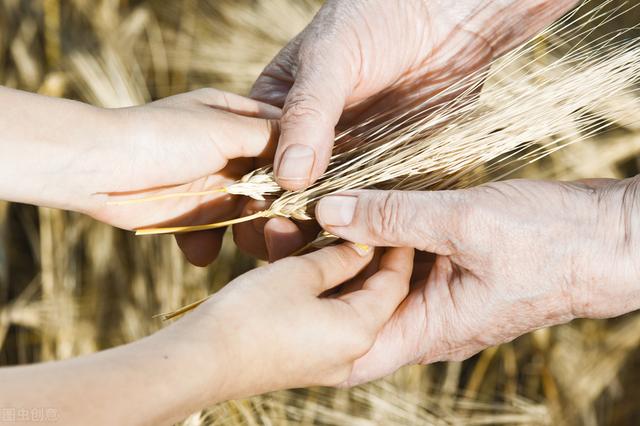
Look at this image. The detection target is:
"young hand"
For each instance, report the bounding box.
[0,244,413,425]
[187,243,413,398]
[0,87,280,266]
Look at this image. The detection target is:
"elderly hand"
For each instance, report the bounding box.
[315,177,640,385]
[237,0,578,261]
[251,0,579,190]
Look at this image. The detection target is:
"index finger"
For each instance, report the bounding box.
[340,247,414,329]
[212,111,281,162]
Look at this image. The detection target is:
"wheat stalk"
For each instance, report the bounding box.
[126,2,640,321]
[134,14,640,236]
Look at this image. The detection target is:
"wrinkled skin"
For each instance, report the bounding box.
[314,178,640,385]
[229,0,578,262]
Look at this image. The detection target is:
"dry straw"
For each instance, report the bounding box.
[4,0,640,424]
[130,1,640,239]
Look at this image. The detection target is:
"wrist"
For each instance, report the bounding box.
[0,87,126,214]
[138,308,238,418]
[569,177,640,319]
[54,106,124,214]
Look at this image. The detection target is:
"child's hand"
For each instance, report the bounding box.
[88,89,281,265]
[1,86,280,266]
[0,244,413,425]
[177,243,413,400]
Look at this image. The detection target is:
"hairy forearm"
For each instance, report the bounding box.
[0,87,119,213]
[0,314,230,426]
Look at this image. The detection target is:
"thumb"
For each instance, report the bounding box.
[315,190,468,255]
[274,48,353,191]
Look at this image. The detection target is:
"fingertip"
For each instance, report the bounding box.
[264,218,306,262]
[382,247,415,275]
[274,143,316,190]
[328,242,375,271]
[175,230,224,267]
[301,242,374,294]
[273,124,334,191]
[316,195,358,228]
[232,199,270,261]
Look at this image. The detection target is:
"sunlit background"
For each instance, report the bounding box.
[1,1,640,424]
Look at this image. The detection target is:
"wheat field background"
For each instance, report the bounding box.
[1,1,640,425]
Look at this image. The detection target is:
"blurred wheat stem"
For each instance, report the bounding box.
[154,296,210,320]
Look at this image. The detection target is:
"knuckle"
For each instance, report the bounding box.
[369,191,410,240]
[298,257,327,284]
[436,190,473,254]
[282,93,327,125]
[193,87,217,100]
[444,189,473,227]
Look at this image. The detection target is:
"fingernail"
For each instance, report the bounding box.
[347,242,371,257]
[317,195,357,227]
[277,144,315,182]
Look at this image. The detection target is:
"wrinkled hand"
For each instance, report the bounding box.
[238,0,578,261]
[86,89,280,266]
[184,243,413,398]
[315,177,640,385]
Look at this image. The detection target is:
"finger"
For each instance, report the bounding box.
[232,199,272,260]
[575,178,618,189]
[264,218,306,262]
[273,46,353,190]
[265,218,321,262]
[250,74,292,109]
[315,190,468,255]
[292,243,374,295]
[333,248,384,297]
[345,291,423,387]
[340,248,414,329]
[250,34,301,107]
[183,88,282,161]
[175,229,225,267]
[192,87,283,119]
[213,112,281,162]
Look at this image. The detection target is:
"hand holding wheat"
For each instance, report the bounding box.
[229,0,579,262]
[92,89,280,266]
[315,177,640,385]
